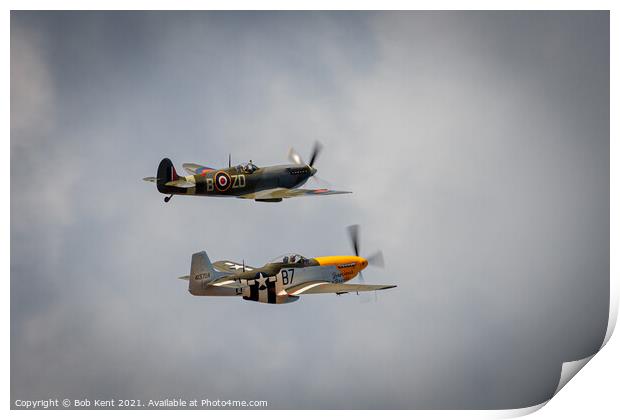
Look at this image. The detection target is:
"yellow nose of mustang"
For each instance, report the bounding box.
[314,256,368,281]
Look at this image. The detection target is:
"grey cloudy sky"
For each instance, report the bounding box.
[11,11,609,409]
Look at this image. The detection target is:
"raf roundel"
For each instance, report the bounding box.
[214,171,232,192]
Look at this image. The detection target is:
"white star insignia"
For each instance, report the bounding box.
[257,273,267,288]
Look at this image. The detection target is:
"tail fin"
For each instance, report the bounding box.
[189,251,220,292]
[156,158,180,193]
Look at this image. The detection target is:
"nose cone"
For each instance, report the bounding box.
[313,256,369,281]
[310,167,317,176]
[352,256,368,270]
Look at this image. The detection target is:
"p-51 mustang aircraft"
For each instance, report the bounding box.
[143,143,350,203]
[179,225,395,304]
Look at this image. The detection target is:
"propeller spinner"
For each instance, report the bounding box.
[288,141,322,171]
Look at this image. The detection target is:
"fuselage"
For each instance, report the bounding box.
[159,163,316,198]
[190,255,368,304]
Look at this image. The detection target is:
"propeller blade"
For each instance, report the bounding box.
[308,141,322,167]
[347,225,360,257]
[288,147,304,165]
[307,173,331,187]
[366,251,385,268]
[358,271,373,303]
[346,225,384,304]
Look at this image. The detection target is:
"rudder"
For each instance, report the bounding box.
[189,251,219,292]
[156,158,180,193]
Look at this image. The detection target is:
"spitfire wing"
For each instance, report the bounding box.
[182,163,216,175]
[284,188,352,197]
[238,188,351,200]
[212,260,256,273]
[286,281,396,296]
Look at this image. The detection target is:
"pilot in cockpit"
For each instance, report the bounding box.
[243,160,258,174]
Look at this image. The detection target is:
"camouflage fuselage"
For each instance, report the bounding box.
[158,160,315,201]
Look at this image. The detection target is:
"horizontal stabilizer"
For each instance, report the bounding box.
[209,279,247,289]
[178,275,190,280]
[165,179,196,188]
[143,177,159,183]
[213,260,256,273]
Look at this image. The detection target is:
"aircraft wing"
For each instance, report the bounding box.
[182,163,216,175]
[238,188,351,200]
[213,260,256,273]
[285,281,396,296]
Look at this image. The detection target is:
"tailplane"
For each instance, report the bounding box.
[156,158,180,193]
[189,251,223,292]
[142,158,181,194]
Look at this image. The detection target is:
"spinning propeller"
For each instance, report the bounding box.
[347,224,385,285]
[288,141,323,174]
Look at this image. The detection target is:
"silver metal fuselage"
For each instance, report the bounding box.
[190,264,343,304]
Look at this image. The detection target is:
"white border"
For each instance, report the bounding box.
[4,1,616,419]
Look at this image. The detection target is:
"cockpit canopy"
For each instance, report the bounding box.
[270,253,309,265]
[236,161,259,174]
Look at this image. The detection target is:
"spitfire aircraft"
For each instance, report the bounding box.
[143,143,350,203]
[179,225,395,304]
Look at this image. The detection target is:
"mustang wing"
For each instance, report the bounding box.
[238,188,351,200]
[286,281,396,296]
[182,163,216,175]
[212,260,256,273]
